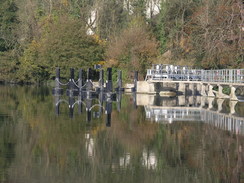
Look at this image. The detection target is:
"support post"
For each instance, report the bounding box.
[230,85,238,100]
[189,83,194,95]
[207,97,214,109]
[178,95,186,106]
[200,96,206,108]
[67,68,75,97]
[229,101,238,114]
[216,84,229,98]
[178,83,186,94]
[207,84,215,97]
[217,99,224,112]
[201,84,207,96]
[196,83,201,95]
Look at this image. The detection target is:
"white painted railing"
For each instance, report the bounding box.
[146,68,244,83]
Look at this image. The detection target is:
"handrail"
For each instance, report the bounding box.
[145,68,244,83]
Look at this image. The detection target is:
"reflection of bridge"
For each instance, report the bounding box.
[138,95,244,135]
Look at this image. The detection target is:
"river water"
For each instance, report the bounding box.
[0,86,243,183]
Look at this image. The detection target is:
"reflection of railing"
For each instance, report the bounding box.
[144,106,244,135]
[201,110,244,135]
[145,107,201,123]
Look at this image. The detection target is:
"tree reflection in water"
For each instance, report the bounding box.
[0,86,243,183]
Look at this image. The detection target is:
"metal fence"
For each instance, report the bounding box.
[201,69,244,83]
[146,68,244,83]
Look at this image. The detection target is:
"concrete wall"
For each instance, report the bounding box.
[137,81,156,94]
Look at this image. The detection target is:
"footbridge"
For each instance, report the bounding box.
[138,66,244,100]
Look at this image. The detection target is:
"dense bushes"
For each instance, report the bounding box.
[0,0,243,83]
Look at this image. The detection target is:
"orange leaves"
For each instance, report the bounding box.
[106,26,158,77]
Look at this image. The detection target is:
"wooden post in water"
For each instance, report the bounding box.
[52,67,63,95]
[115,70,124,92]
[78,69,83,89]
[118,70,122,89]
[68,68,75,97]
[106,68,113,92]
[55,68,60,89]
[86,68,93,99]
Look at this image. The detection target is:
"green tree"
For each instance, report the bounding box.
[0,0,19,51]
[18,15,105,83]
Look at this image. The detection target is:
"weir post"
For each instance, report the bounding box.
[106,68,113,92]
[55,68,60,89]
[86,68,93,91]
[52,67,63,95]
[78,69,83,89]
[115,70,125,92]
[67,68,75,97]
[99,69,104,91]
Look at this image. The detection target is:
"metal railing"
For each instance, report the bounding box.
[145,68,244,84]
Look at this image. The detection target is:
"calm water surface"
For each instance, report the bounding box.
[0,86,243,183]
